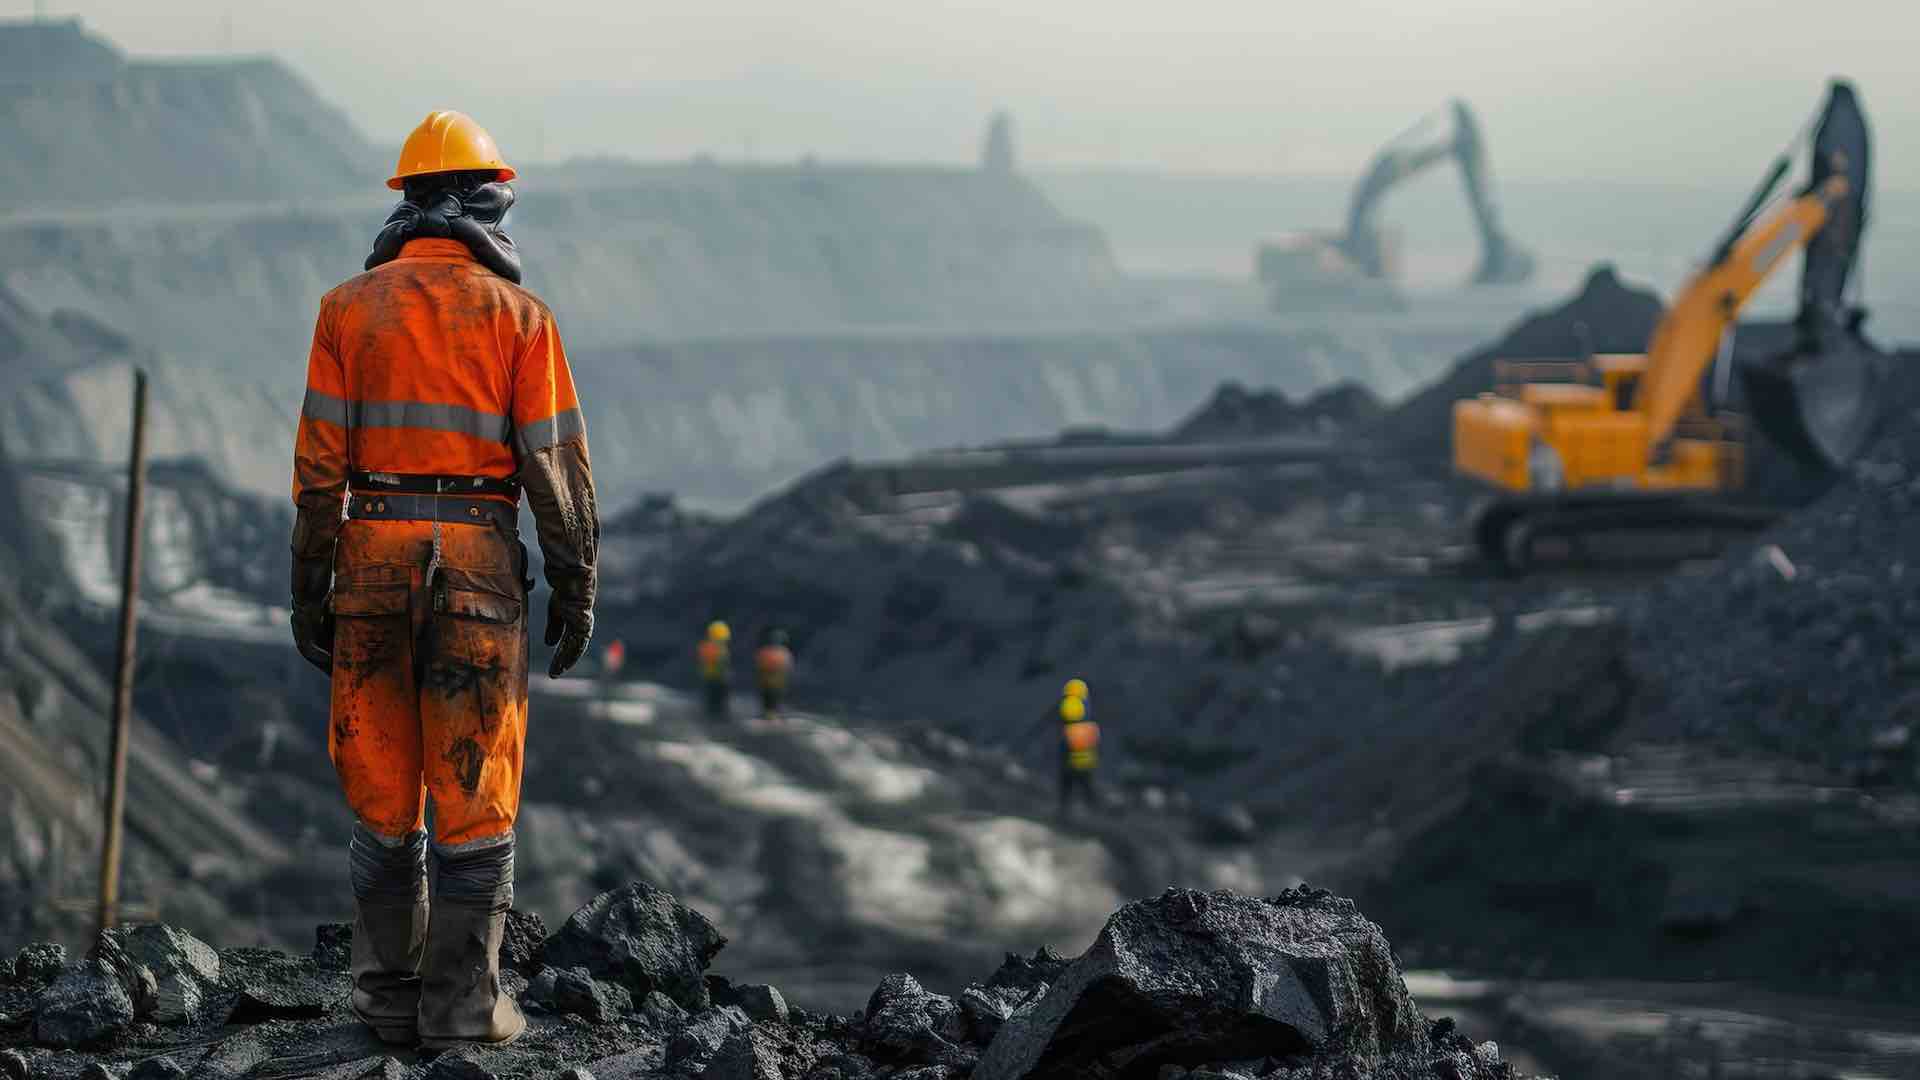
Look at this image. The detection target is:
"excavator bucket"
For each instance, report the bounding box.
[1742,80,1881,473]
[1742,334,1884,470]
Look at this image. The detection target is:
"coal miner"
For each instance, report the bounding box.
[288,111,599,1048]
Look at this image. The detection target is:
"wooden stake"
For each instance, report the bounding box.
[98,369,148,937]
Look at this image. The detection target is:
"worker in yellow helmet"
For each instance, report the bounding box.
[697,620,732,718]
[1057,678,1099,817]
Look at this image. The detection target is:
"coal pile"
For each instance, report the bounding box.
[1172,381,1383,442]
[1626,349,1920,771]
[0,883,1524,1080]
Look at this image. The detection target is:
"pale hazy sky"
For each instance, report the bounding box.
[32,0,1920,188]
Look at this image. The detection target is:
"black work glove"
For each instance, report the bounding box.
[290,554,334,674]
[544,571,594,679]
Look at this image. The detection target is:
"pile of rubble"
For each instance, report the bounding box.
[1626,349,1920,774]
[0,884,1524,1080]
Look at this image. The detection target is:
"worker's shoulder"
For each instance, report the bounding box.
[468,268,557,323]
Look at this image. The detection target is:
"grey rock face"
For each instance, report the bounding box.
[705,1029,789,1080]
[226,955,338,1022]
[551,966,629,1023]
[972,887,1424,1080]
[664,1005,753,1071]
[543,882,727,1011]
[107,925,220,1024]
[33,958,136,1048]
[639,989,687,1027]
[860,973,974,1069]
[733,982,789,1025]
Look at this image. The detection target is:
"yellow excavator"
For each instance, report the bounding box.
[1454,80,1886,573]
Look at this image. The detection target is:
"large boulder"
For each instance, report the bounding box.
[860,973,974,1069]
[543,883,726,1011]
[107,925,220,1024]
[32,958,135,1048]
[972,887,1425,1080]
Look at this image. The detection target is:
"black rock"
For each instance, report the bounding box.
[640,990,687,1027]
[425,1049,500,1080]
[972,888,1424,1080]
[706,1029,793,1080]
[313,923,352,972]
[33,958,135,1048]
[226,956,338,1022]
[557,1070,596,1080]
[12,943,66,985]
[108,925,220,1024]
[957,983,1029,1044]
[806,1051,876,1080]
[861,973,972,1067]
[78,1063,120,1080]
[129,1057,188,1080]
[551,966,625,1023]
[501,909,547,975]
[543,883,727,1011]
[91,933,159,1020]
[0,1049,29,1080]
[734,982,789,1025]
[0,956,11,984]
[665,1006,752,1070]
[984,946,1067,994]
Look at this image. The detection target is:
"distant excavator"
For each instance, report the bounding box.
[1258,99,1535,308]
[1453,80,1885,574]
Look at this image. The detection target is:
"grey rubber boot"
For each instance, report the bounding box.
[350,898,428,1044]
[347,825,428,1045]
[417,900,525,1048]
[418,835,524,1048]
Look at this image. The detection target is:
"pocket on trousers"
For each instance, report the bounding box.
[330,580,410,665]
[430,573,526,678]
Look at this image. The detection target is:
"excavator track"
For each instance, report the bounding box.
[1472,493,1781,576]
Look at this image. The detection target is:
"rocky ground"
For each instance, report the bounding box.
[0,885,1523,1080]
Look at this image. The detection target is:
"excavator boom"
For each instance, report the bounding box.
[1633,177,1846,450]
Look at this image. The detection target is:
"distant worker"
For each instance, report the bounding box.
[1058,678,1099,817]
[755,628,795,719]
[698,621,732,718]
[288,111,597,1049]
[600,638,626,708]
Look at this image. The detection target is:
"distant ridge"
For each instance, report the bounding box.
[0,17,376,206]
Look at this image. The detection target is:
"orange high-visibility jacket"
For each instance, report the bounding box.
[292,237,584,514]
[1063,719,1100,772]
[697,639,729,681]
[755,645,793,690]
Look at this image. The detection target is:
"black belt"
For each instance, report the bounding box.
[348,492,517,531]
[351,470,520,498]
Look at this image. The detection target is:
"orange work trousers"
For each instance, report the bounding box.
[328,518,529,847]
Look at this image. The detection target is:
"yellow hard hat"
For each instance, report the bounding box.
[1060,696,1087,722]
[707,621,731,642]
[1063,678,1089,700]
[388,110,516,190]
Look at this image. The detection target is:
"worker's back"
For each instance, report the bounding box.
[308,237,576,490]
[755,644,793,689]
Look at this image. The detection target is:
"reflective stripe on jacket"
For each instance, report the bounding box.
[292,237,585,518]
